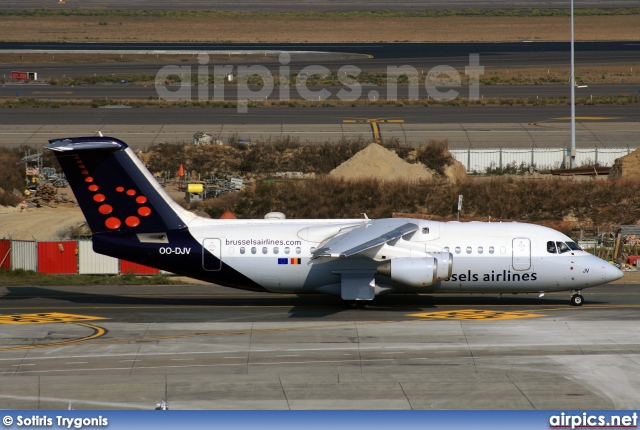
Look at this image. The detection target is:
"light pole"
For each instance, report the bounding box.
[570,0,576,168]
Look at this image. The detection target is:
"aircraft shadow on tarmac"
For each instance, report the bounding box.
[0,286,600,319]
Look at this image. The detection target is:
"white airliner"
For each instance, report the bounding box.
[47,136,623,307]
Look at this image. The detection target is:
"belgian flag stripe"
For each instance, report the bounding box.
[290,258,301,265]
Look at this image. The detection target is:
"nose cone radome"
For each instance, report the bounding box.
[605,263,624,283]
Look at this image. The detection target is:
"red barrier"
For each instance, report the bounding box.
[37,241,78,274]
[120,260,159,275]
[0,240,10,270]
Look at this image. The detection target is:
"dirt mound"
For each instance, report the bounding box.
[329,143,434,181]
[0,205,86,241]
[329,143,465,182]
[609,149,640,181]
[443,159,468,184]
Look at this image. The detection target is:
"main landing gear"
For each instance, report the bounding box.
[570,290,584,306]
[343,300,368,309]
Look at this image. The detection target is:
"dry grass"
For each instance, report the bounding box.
[194,176,640,232]
[142,139,640,230]
[2,15,639,43]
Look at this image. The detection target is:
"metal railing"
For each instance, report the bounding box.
[450,147,634,173]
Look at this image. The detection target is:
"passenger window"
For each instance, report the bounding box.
[251,247,256,254]
[556,241,571,253]
[284,247,290,254]
[262,247,268,254]
[478,246,483,254]
[422,227,429,234]
[466,246,472,254]
[296,247,301,254]
[274,247,279,254]
[444,246,450,253]
[455,246,461,254]
[240,247,245,255]
[547,241,557,254]
[310,247,316,253]
[489,246,495,254]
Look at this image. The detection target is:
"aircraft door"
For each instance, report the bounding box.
[512,238,531,271]
[203,238,221,271]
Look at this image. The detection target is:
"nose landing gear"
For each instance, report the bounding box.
[570,290,584,306]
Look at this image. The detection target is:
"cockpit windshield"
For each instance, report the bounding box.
[547,240,582,254]
[566,241,582,251]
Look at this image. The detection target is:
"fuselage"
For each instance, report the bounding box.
[97,216,621,296]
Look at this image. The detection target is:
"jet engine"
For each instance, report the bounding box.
[376,252,452,287]
[431,251,453,280]
[376,257,438,287]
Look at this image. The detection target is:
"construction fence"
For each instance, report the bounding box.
[0,239,159,275]
[449,147,633,173]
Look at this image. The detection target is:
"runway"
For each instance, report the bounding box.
[0,106,638,150]
[1,282,639,409]
[3,41,639,67]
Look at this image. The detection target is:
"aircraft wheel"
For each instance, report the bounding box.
[570,294,584,307]
[343,300,368,309]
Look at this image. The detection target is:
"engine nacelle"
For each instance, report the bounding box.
[430,252,453,280]
[377,257,437,287]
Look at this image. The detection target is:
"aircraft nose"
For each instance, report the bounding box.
[604,263,624,283]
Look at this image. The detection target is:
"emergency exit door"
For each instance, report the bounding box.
[203,238,221,271]
[512,238,531,271]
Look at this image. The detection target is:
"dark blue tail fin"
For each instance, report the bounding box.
[48,136,188,235]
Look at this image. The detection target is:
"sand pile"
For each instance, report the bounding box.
[329,143,466,182]
[609,149,640,181]
[0,205,86,241]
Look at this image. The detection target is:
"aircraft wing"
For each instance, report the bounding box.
[312,220,419,259]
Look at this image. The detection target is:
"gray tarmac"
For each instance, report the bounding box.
[0,106,638,149]
[1,282,640,409]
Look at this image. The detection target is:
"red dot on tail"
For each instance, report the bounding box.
[78,165,85,169]
[98,204,113,215]
[136,196,147,204]
[93,194,106,203]
[116,186,124,192]
[125,216,140,227]
[105,217,121,230]
[81,170,89,175]
[126,189,136,196]
[85,177,94,183]
[88,185,99,192]
[138,206,152,217]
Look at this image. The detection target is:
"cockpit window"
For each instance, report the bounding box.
[566,241,582,251]
[547,241,557,254]
[556,241,571,253]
